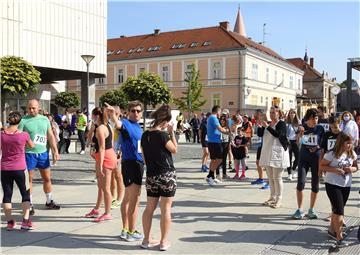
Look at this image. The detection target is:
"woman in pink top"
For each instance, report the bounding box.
[1,111,34,231]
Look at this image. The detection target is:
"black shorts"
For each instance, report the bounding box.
[208,142,223,159]
[325,182,350,216]
[256,146,262,160]
[121,160,144,187]
[146,171,177,197]
[201,140,208,148]
[1,170,30,203]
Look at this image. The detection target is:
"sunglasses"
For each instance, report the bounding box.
[131,109,141,113]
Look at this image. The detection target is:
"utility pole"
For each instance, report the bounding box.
[262,23,270,45]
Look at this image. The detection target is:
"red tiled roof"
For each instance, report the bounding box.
[286,58,323,80]
[107,24,288,64]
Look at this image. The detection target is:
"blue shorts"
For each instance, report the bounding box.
[26,152,50,171]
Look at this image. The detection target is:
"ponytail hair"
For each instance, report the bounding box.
[92,107,108,125]
[151,105,172,128]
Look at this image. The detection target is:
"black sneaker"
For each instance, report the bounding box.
[336,239,349,248]
[45,200,61,210]
[30,205,35,215]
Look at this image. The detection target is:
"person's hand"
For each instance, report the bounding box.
[261,120,268,127]
[53,151,60,165]
[298,126,305,134]
[318,169,323,177]
[167,123,174,134]
[97,166,105,177]
[336,168,345,176]
[343,166,352,174]
[104,102,115,115]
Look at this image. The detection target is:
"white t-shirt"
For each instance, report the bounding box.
[324,150,357,187]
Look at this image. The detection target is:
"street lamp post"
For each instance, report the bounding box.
[185,71,192,120]
[81,54,95,116]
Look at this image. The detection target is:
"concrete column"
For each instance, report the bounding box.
[346,62,352,111]
[80,74,95,115]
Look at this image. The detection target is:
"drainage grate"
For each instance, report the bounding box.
[260,213,360,255]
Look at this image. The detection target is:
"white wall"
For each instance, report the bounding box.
[0,0,107,75]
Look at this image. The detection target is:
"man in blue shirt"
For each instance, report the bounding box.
[206,105,230,186]
[107,101,144,242]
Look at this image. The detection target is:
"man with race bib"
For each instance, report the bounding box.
[292,108,325,219]
[18,99,60,215]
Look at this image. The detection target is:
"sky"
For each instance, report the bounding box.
[107,0,360,82]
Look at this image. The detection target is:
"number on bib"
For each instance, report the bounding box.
[327,139,336,150]
[320,123,329,132]
[34,134,47,146]
[137,140,142,154]
[302,134,318,146]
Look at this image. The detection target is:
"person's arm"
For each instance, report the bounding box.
[216,125,229,134]
[165,124,177,154]
[104,102,123,130]
[25,133,35,149]
[86,122,96,145]
[266,121,287,138]
[96,125,107,176]
[319,158,345,176]
[47,127,60,165]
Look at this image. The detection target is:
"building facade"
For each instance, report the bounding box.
[1,0,107,114]
[288,55,337,114]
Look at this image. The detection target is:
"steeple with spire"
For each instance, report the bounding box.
[234,5,246,37]
[304,47,309,63]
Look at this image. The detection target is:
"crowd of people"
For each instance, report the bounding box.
[1,98,360,249]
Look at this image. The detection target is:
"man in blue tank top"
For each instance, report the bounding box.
[106,101,144,242]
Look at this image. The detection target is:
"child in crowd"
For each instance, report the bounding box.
[231,127,249,180]
[58,120,72,154]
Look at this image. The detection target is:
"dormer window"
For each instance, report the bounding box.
[190,42,198,47]
[203,41,212,46]
[171,43,186,49]
[128,48,135,54]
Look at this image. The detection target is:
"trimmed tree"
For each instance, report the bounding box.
[173,64,206,119]
[54,91,80,109]
[1,56,41,123]
[121,72,172,129]
[99,88,128,109]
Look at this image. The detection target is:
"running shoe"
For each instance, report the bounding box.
[21,219,34,230]
[232,174,240,180]
[307,208,319,219]
[228,162,232,169]
[205,165,209,170]
[6,220,15,231]
[287,174,293,181]
[79,150,85,155]
[292,209,305,219]
[206,177,216,187]
[141,240,160,249]
[120,228,128,239]
[200,165,207,172]
[30,205,35,215]
[93,213,112,223]
[223,174,231,179]
[251,178,264,185]
[245,166,249,170]
[239,174,246,180]
[292,172,298,179]
[336,239,349,248]
[214,178,222,183]
[45,200,61,210]
[125,230,144,242]
[261,183,269,190]
[262,199,276,206]
[327,230,347,240]
[85,208,100,218]
[111,200,121,209]
[160,242,171,251]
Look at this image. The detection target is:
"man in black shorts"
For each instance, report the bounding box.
[205,105,229,187]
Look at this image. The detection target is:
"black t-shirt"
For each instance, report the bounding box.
[318,118,329,132]
[232,135,248,159]
[200,120,207,141]
[141,130,175,176]
[300,124,325,149]
[320,131,339,152]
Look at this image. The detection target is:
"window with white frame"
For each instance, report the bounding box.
[298,79,301,90]
[289,100,294,109]
[260,96,263,104]
[265,97,269,107]
[97,78,105,84]
[282,73,285,86]
[266,68,270,83]
[212,61,222,80]
[139,67,146,73]
[162,65,169,82]
[185,64,193,80]
[252,63,258,80]
[212,93,221,107]
[274,70,277,84]
[118,69,124,83]
[289,76,294,89]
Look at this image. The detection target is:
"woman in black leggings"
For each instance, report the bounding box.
[1,112,34,230]
[285,109,300,181]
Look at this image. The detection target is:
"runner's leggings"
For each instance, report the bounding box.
[296,148,320,193]
[1,170,30,203]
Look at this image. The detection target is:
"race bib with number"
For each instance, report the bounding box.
[327,139,336,150]
[302,134,318,146]
[137,140,142,154]
[319,123,329,132]
[34,134,47,146]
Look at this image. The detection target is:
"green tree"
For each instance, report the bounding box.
[121,72,172,129]
[173,64,206,119]
[1,56,41,123]
[54,91,80,109]
[338,80,346,89]
[99,88,128,109]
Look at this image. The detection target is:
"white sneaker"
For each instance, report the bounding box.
[287,174,293,181]
[292,172,298,178]
[206,177,216,187]
[214,178,222,183]
[79,150,85,155]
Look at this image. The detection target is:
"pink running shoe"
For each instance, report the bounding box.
[85,209,100,218]
[239,174,246,180]
[232,175,239,180]
[21,219,34,230]
[93,213,112,223]
[7,220,15,231]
